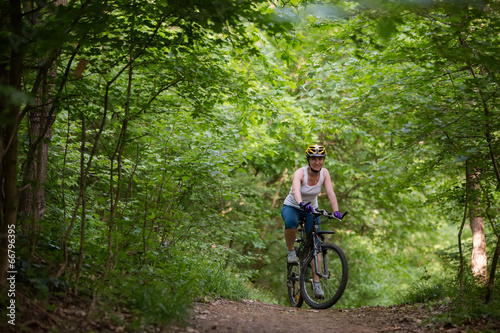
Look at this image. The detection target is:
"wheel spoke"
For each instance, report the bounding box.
[300,243,348,309]
[287,261,303,307]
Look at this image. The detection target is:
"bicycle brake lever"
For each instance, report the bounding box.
[312,209,325,216]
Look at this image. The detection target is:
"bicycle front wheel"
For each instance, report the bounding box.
[287,262,303,307]
[300,243,348,309]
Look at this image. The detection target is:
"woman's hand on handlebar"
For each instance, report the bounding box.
[332,211,348,220]
[299,202,314,213]
[314,209,348,220]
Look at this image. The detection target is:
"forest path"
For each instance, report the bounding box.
[170,298,462,333]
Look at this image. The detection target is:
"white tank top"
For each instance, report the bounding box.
[283,166,324,209]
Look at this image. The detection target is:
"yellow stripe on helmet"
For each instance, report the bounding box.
[305,144,326,157]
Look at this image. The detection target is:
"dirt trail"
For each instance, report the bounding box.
[171,299,462,333]
[8,293,497,332]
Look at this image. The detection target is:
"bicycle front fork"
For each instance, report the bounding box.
[312,237,329,279]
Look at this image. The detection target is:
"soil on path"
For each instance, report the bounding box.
[171,299,465,333]
[6,294,498,332]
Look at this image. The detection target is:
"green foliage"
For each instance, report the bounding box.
[117,280,192,326]
[15,258,70,301]
[4,0,500,328]
[397,271,500,328]
[97,249,250,327]
[248,0,500,311]
[396,267,453,305]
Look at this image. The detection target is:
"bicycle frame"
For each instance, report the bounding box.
[288,207,348,309]
[298,211,337,279]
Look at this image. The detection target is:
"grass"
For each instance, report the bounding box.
[397,273,500,331]
[4,243,276,332]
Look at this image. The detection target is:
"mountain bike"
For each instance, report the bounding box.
[286,208,348,309]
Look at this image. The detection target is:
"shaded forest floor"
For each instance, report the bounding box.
[4,294,500,333]
[171,299,499,333]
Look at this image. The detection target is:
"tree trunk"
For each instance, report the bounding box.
[18,0,67,255]
[19,76,54,255]
[486,236,500,303]
[458,162,469,292]
[74,114,86,293]
[0,0,22,284]
[466,166,488,282]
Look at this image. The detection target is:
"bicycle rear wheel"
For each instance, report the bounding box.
[300,243,348,309]
[287,262,303,307]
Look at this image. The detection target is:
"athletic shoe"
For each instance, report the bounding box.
[313,281,324,299]
[287,250,298,265]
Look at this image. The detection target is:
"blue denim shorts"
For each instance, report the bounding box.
[281,205,320,235]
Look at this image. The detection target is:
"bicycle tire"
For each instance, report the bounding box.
[287,261,303,307]
[300,243,348,309]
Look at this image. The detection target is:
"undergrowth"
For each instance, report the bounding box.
[5,240,274,332]
[97,254,254,327]
[397,271,500,330]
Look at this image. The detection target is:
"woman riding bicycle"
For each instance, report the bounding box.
[281,144,344,298]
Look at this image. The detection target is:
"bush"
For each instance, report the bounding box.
[397,271,500,329]
[96,249,254,328]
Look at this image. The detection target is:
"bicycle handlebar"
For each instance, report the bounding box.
[313,209,348,220]
[299,202,347,220]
